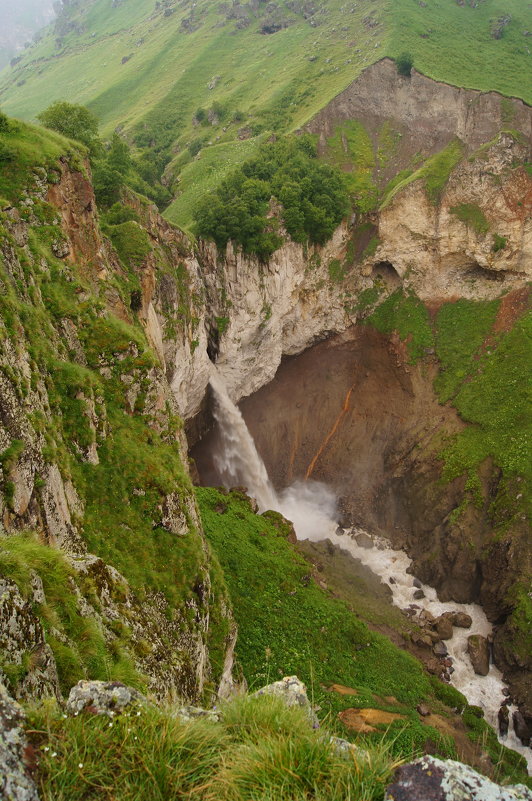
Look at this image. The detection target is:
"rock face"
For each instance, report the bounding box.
[384,755,532,801]
[0,154,234,703]
[0,681,39,801]
[305,58,531,182]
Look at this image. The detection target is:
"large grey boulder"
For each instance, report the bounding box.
[253,676,319,728]
[66,680,148,717]
[384,755,532,801]
[0,681,39,801]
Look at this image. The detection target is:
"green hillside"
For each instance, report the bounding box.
[0,0,529,231]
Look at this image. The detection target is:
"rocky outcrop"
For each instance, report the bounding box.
[0,155,234,704]
[384,755,532,801]
[0,681,39,801]
[66,679,148,717]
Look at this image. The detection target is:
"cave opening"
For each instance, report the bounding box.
[372,260,401,288]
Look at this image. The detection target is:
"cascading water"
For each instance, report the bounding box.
[210,371,338,539]
[208,370,531,773]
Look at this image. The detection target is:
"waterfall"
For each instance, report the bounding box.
[207,370,531,773]
[209,371,338,539]
[209,371,278,512]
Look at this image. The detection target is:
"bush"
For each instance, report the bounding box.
[0,109,10,133]
[396,53,413,77]
[37,101,101,155]
[194,136,348,257]
[0,141,16,163]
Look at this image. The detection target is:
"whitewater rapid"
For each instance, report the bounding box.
[208,370,531,773]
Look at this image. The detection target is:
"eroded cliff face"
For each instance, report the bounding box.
[0,67,530,717]
[162,133,530,425]
[0,153,235,704]
[304,58,531,185]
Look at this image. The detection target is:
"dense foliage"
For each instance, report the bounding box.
[395,53,413,77]
[37,102,170,209]
[37,101,102,156]
[194,137,349,258]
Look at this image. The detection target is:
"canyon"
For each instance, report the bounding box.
[0,57,531,789]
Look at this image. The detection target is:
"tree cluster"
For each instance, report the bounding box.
[194,136,348,259]
[37,101,170,209]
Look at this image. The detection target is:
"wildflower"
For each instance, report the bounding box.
[109,722,113,728]
[43,747,49,752]
[78,763,83,769]
[51,752,57,758]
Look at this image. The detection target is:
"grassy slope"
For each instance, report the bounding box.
[0,0,530,229]
[197,487,529,783]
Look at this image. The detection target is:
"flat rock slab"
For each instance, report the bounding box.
[384,755,532,801]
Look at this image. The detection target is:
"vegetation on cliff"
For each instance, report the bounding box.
[194,137,348,257]
[0,116,230,700]
[28,693,400,801]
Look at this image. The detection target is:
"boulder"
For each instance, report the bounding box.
[467,635,490,676]
[452,612,473,628]
[433,641,448,657]
[253,676,319,728]
[434,614,454,640]
[498,704,509,737]
[512,710,531,746]
[413,589,425,600]
[355,531,374,549]
[385,756,532,800]
[66,680,148,717]
[0,681,40,801]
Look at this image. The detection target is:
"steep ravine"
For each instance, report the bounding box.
[0,66,530,744]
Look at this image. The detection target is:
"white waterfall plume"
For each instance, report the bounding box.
[209,370,338,540]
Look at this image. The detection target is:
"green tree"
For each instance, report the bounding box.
[194,136,348,258]
[107,133,132,175]
[396,53,414,77]
[0,109,10,133]
[37,101,101,155]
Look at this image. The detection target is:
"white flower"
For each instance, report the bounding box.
[108,723,113,728]
[78,763,83,769]
[43,747,49,752]
[51,752,57,758]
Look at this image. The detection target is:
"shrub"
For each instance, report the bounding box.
[396,53,413,77]
[492,233,507,252]
[0,109,10,133]
[37,101,101,155]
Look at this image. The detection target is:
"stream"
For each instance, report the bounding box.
[208,370,532,773]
